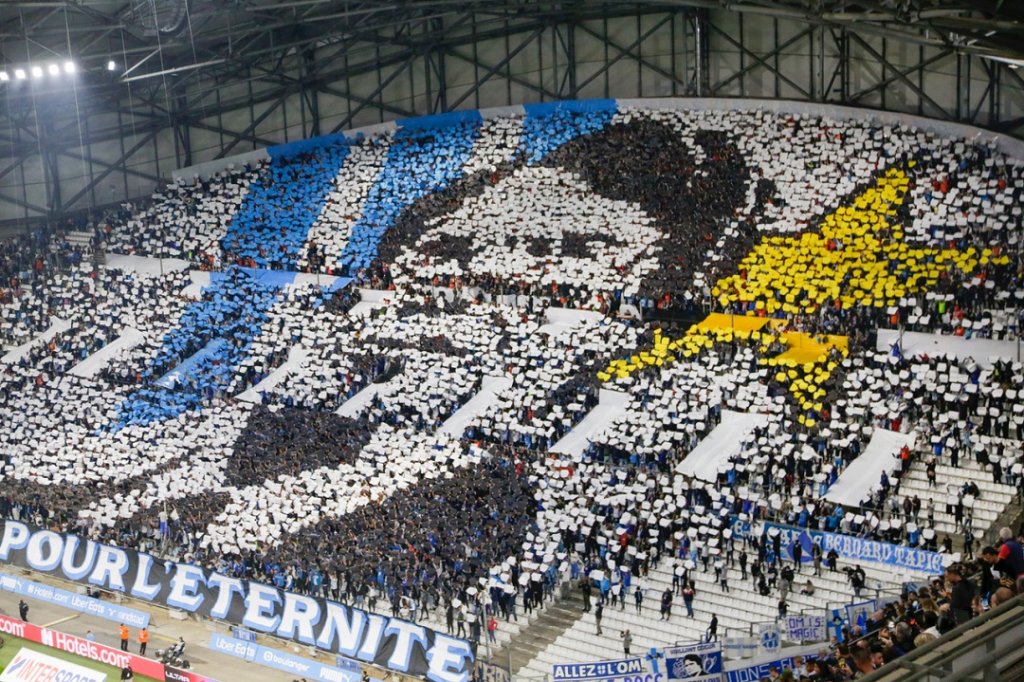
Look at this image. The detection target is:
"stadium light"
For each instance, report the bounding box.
[108,60,117,71]
[0,60,78,85]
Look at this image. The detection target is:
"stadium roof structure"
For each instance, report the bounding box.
[0,0,1022,225]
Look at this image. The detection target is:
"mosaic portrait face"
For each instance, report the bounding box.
[379,117,758,306]
[404,164,664,296]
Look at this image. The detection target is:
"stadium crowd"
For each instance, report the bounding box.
[0,107,1022,671]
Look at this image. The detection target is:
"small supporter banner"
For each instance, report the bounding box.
[755,623,781,654]
[0,646,106,682]
[845,600,877,631]
[783,614,827,642]
[664,642,724,681]
[552,658,645,681]
[721,637,758,660]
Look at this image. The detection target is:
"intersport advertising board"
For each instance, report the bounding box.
[0,647,106,682]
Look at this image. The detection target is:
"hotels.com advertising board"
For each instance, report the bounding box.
[0,614,216,682]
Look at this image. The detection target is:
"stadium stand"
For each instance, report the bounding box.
[1,104,1023,680]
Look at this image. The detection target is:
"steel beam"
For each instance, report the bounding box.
[848,32,956,120]
[846,46,956,105]
[707,19,811,98]
[446,27,545,111]
[711,25,815,94]
[575,14,685,95]
[328,50,424,134]
[61,128,161,210]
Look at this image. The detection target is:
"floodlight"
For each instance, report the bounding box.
[47,63,60,76]
[31,65,43,78]
[63,61,76,74]
[15,68,26,80]
[108,60,117,71]
[0,72,8,82]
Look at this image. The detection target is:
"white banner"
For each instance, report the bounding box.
[755,623,781,654]
[721,637,758,660]
[784,614,827,642]
[0,647,106,682]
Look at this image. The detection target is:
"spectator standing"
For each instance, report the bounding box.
[946,564,976,626]
[682,583,695,618]
[706,614,718,642]
[660,588,673,621]
[996,527,1024,578]
[487,616,497,645]
[620,629,632,656]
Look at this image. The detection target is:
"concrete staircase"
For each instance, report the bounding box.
[895,438,1021,541]
[65,231,94,249]
[65,230,106,265]
[514,551,923,679]
[492,589,588,676]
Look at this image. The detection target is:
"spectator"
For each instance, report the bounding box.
[706,614,718,643]
[660,588,673,621]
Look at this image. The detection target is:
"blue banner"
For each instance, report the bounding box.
[845,600,877,631]
[763,522,943,573]
[231,626,256,642]
[0,571,150,628]
[552,658,646,681]
[210,632,361,682]
[664,642,724,681]
[723,645,820,682]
